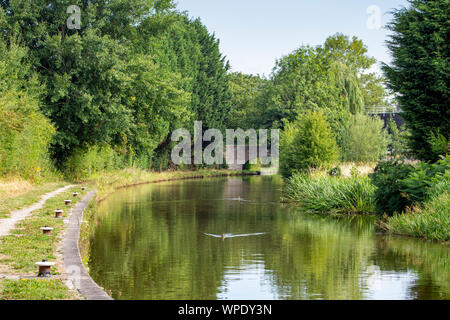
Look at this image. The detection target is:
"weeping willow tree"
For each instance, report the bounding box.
[256,34,384,132]
[329,62,364,115]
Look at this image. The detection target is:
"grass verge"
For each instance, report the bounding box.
[0,181,67,219]
[0,279,74,300]
[0,186,86,273]
[0,186,87,300]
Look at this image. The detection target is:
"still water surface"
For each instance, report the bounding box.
[89,176,449,300]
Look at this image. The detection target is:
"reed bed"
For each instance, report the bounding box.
[283,174,376,214]
[386,192,449,242]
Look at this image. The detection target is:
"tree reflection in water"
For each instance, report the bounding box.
[88,176,449,300]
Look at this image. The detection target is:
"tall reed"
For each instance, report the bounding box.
[283,174,376,214]
[386,192,449,242]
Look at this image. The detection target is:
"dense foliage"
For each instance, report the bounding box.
[383,0,449,161]
[141,14,232,131]
[0,1,231,176]
[401,156,450,204]
[0,0,430,183]
[0,39,55,179]
[227,72,267,129]
[387,117,410,157]
[341,114,389,162]
[370,156,450,216]
[258,35,391,176]
[370,160,415,216]
[386,191,449,242]
[280,110,339,177]
[257,34,388,132]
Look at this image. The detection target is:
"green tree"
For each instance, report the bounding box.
[382,0,449,161]
[341,114,389,162]
[140,14,232,131]
[132,13,233,169]
[0,37,54,178]
[387,117,410,158]
[280,110,339,177]
[361,74,392,110]
[258,34,388,149]
[227,72,267,129]
[260,45,352,129]
[1,0,191,169]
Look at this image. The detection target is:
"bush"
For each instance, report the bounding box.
[280,110,339,177]
[63,145,125,181]
[387,117,410,157]
[386,192,450,242]
[1,112,56,179]
[341,114,389,162]
[400,156,450,204]
[370,156,450,216]
[428,131,449,160]
[0,41,55,180]
[283,174,376,214]
[428,179,450,199]
[369,160,415,216]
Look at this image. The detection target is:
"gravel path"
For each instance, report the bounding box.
[0,185,75,237]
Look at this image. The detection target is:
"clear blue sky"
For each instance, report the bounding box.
[176,0,410,76]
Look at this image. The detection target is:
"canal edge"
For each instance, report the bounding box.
[62,190,113,300]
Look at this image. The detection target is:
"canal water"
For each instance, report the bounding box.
[88,176,449,300]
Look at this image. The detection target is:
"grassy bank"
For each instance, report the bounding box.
[0,185,86,300]
[283,163,449,243]
[283,174,376,214]
[0,179,67,218]
[384,192,449,242]
[0,279,76,300]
